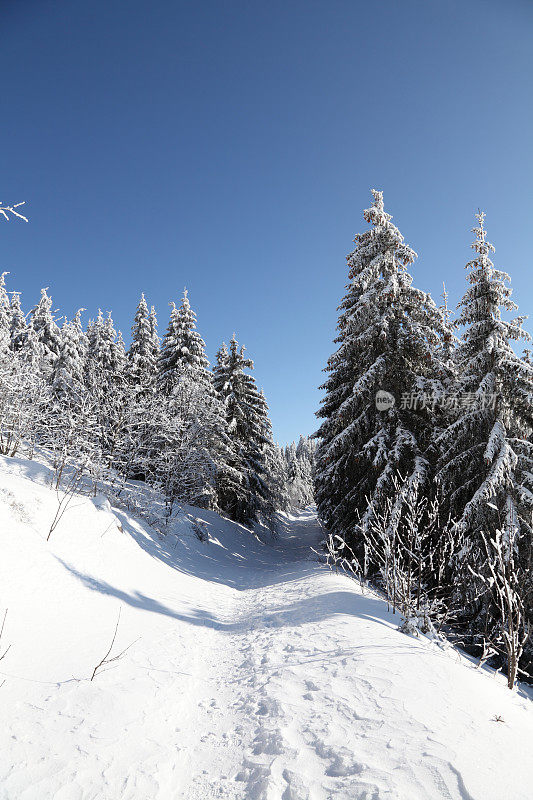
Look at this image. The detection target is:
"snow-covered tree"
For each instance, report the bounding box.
[149,294,238,510]
[314,189,447,565]
[149,304,160,363]
[437,213,532,539]
[435,213,533,656]
[51,310,87,402]
[284,435,317,508]
[128,293,157,390]
[0,273,10,351]
[158,290,211,394]
[0,349,50,458]
[215,335,275,525]
[9,291,26,352]
[84,311,127,464]
[27,287,61,368]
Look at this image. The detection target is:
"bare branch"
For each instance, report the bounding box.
[90,609,139,681]
[0,609,11,661]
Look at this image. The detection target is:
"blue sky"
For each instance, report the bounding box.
[1,0,532,443]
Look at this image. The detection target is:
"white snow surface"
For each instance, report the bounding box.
[0,455,531,800]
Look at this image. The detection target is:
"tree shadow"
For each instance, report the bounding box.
[55,554,399,637]
[109,505,324,591]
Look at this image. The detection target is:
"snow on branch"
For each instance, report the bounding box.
[0,201,28,223]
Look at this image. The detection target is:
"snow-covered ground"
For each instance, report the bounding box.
[0,455,531,800]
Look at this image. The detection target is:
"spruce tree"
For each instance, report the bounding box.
[314,190,446,564]
[149,304,160,365]
[215,335,274,524]
[435,214,533,652]
[85,311,126,463]
[51,309,87,401]
[0,272,10,351]
[158,290,211,394]
[437,212,532,537]
[28,287,61,367]
[128,293,157,389]
[9,292,27,352]
[150,294,237,510]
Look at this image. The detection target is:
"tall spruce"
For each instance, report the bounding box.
[51,309,87,401]
[152,293,238,510]
[0,272,10,350]
[314,189,446,564]
[158,290,211,394]
[437,212,532,537]
[27,287,61,368]
[9,292,26,352]
[215,335,274,525]
[128,293,157,389]
[435,214,533,652]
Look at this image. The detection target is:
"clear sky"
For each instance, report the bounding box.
[1,0,532,444]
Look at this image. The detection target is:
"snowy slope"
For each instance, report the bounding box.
[0,455,531,800]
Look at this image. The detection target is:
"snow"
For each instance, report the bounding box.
[0,455,531,799]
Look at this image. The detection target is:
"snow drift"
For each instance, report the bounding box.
[0,455,531,800]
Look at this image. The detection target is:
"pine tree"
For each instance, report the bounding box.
[314,189,446,564]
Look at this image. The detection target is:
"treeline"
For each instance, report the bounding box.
[314,190,533,688]
[0,278,308,528]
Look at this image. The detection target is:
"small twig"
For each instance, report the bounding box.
[90,609,139,681]
[0,609,11,661]
[0,201,28,222]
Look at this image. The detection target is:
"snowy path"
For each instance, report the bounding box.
[0,460,532,799]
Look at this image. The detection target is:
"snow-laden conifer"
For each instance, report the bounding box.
[27,287,61,367]
[215,335,275,525]
[435,214,533,656]
[128,294,157,389]
[314,190,446,564]
[0,273,10,351]
[9,292,27,352]
[437,212,532,538]
[51,309,87,402]
[158,290,211,394]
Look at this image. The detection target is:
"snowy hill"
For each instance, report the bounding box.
[0,455,531,800]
